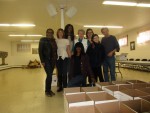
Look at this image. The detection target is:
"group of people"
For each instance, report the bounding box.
[38,24,120,97]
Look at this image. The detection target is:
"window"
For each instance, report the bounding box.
[137,30,150,44]
[17,43,31,52]
[118,36,128,47]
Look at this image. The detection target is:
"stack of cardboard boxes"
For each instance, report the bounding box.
[64,80,150,113]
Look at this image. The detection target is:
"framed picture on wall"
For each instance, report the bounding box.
[130,41,135,51]
[32,48,38,54]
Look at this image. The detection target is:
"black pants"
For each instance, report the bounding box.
[56,57,68,88]
[92,66,104,82]
[44,59,55,92]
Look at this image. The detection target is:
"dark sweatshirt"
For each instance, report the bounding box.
[101,35,120,56]
[86,43,105,68]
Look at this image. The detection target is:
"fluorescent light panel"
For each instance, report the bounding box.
[103,1,137,6]
[9,34,42,37]
[21,40,39,42]
[0,23,35,27]
[103,1,150,7]
[84,25,123,28]
[137,3,150,7]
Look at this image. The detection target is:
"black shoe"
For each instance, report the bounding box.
[50,90,55,96]
[57,88,63,92]
[45,92,53,97]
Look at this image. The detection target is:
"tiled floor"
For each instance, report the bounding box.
[0,68,149,113]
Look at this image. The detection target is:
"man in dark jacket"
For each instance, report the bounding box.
[101,28,120,82]
[38,28,57,97]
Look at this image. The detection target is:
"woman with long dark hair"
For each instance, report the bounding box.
[86,28,94,46]
[64,24,75,53]
[86,34,105,83]
[56,28,71,92]
[68,42,95,87]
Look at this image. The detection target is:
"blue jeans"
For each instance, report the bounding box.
[67,75,86,87]
[103,56,116,82]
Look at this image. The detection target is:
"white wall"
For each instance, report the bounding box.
[116,24,150,60]
[0,39,12,65]
[11,42,40,65]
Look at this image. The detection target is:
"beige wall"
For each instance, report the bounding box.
[11,42,40,65]
[116,24,150,60]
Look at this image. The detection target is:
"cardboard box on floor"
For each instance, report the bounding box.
[87,92,118,104]
[112,81,129,86]
[95,101,137,113]
[136,87,150,94]
[103,84,133,101]
[126,80,146,84]
[69,101,140,113]
[69,105,100,113]
[64,87,81,113]
[140,96,150,103]
[81,87,103,93]
[64,87,81,95]
[132,83,148,89]
[147,83,150,87]
[65,92,94,113]
[118,89,150,100]
[121,99,150,113]
[96,82,114,90]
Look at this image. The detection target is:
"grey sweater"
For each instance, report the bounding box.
[101,35,120,56]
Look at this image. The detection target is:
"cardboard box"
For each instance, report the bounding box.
[119,89,150,100]
[64,87,82,113]
[119,84,133,89]
[66,93,94,107]
[126,80,146,84]
[121,99,150,113]
[112,81,129,86]
[96,82,114,90]
[87,92,118,104]
[69,105,100,113]
[81,87,103,93]
[103,85,133,101]
[132,83,148,89]
[95,101,136,113]
[140,96,150,103]
[65,93,94,113]
[147,83,150,88]
[136,87,150,94]
[64,87,81,95]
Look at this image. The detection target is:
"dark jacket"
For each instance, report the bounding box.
[38,37,57,64]
[68,54,94,80]
[86,43,105,68]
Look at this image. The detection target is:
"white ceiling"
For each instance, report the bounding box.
[0,0,150,41]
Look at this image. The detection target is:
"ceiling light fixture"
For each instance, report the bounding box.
[103,1,137,6]
[9,34,42,37]
[103,1,150,7]
[0,23,35,27]
[137,3,150,7]
[21,40,33,42]
[21,40,40,43]
[84,25,123,29]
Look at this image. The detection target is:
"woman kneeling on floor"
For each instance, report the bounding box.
[68,42,95,87]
